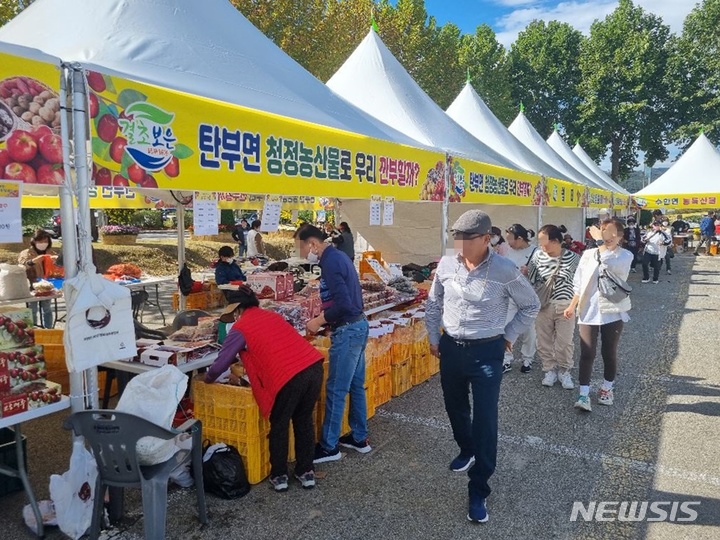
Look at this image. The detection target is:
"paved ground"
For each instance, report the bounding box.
[1,253,718,539]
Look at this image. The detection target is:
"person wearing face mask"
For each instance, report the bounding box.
[18,229,57,328]
[641,221,671,284]
[490,227,509,257]
[622,216,641,273]
[564,218,633,412]
[214,246,247,286]
[528,225,580,390]
[293,224,370,463]
[204,286,324,492]
[425,210,539,524]
[502,224,537,373]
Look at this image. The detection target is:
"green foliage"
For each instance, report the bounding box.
[578,0,673,179]
[508,20,584,138]
[220,210,235,226]
[130,210,164,230]
[104,209,137,226]
[21,209,53,228]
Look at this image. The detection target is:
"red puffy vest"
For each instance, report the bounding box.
[233,307,322,417]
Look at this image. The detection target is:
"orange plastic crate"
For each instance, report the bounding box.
[411,354,431,386]
[391,359,412,397]
[34,329,64,345]
[429,354,440,376]
[373,368,392,406]
[172,291,210,311]
[365,382,376,420]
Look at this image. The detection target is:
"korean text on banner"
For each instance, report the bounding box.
[636,194,720,210]
[193,191,218,235]
[0,180,22,242]
[261,195,282,232]
[0,52,64,187]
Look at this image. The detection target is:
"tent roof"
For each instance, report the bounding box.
[0,0,426,148]
[326,30,524,171]
[572,143,629,195]
[446,83,576,181]
[547,130,617,192]
[635,134,720,196]
[0,40,59,65]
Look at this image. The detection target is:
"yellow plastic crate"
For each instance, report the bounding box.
[172,291,210,311]
[411,354,431,386]
[391,359,412,397]
[191,382,270,443]
[366,382,376,420]
[373,368,392,407]
[429,354,440,376]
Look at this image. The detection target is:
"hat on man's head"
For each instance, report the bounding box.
[451,210,492,235]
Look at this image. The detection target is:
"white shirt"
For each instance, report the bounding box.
[573,247,633,325]
[246,229,261,257]
[505,244,537,270]
[643,229,669,257]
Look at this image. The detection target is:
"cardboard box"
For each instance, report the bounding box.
[0,391,28,418]
[0,310,34,350]
[8,362,47,388]
[0,372,9,393]
[247,273,287,300]
[282,272,295,300]
[140,348,176,367]
[311,293,322,318]
[1,345,44,369]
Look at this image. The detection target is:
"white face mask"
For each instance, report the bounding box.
[490,236,499,246]
[307,251,319,264]
[35,243,49,251]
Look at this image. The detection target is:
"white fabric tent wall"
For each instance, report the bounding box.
[635,134,720,197]
[327,30,525,171]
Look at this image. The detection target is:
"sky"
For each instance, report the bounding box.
[415,0,698,169]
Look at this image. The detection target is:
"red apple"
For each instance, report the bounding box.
[86,71,106,93]
[140,174,158,188]
[95,167,111,186]
[37,163,65,185]
[127,163,145,184]
[89,92,99,118]
[6,130,38,163]
[5,162,36,183]
[29,125,52,144]
[163,156,179,177]
[112,174,129,187]
[0,149,10,172]
[97,114,118,143]
[109,136,127,163]
[38,133,63,164]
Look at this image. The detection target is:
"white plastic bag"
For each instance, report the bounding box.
[62,270,137,371]
[0,263,30,300]
[22,500,57,535]
[49,440,98,540]
[116,364,187,465]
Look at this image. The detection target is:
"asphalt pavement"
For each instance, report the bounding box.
[1,253,718,539]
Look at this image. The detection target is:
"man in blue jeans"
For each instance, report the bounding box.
[425,210,539,524]
[294,224,370,463]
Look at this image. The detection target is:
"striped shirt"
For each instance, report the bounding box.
[425,251,540,346]
[527,249,579,303]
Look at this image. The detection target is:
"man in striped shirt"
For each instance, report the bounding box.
[425,210,540,524]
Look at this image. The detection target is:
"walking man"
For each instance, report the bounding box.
[694,211,716,256]
[425,210,540,524]
[294,224,371,463]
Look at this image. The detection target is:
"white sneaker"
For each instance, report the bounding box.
[641,279,650,283]
[574,394,592,412]
[653,280,659,284]
[559,371,575,390]
[541,370,558,387]
[598,388,614,406]
[666,270,672,275]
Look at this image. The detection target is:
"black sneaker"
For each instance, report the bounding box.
[313,443,342,464]
[520,360,532,373]
[269,474,289,492]
[502,362,512,374]
[449,453,475,472]
[294,470,316,489]
[339,434,372,454]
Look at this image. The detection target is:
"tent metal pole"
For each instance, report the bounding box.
[71,66,99,409]
[537,176,544,234]
[59,66,83,414]
[177,204,186,312]
[441,153,450,258]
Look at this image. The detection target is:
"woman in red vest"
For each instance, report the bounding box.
[205,286,323,492]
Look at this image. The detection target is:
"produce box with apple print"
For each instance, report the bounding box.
[0,50,66,186]
[0,381,62,418]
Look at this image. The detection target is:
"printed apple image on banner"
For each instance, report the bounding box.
[0,76,65,184]
[87,70,194,189]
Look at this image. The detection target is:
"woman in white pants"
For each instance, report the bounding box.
[503,224,537,373]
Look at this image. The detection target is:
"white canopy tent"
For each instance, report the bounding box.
[547,130,619,193]
[447,83,573,182]
[572,143,630,195]
[634,133,720,205]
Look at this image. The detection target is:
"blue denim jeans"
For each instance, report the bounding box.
[30,300,53,328]
[321,318,369,450]
[439,333,505,500]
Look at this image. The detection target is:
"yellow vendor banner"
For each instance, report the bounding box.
[635,194,720,210]
[0,52,65,187]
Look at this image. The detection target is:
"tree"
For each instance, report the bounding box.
[508,20,584,137]
[669,0,720,148]
[578,0,674,180]
[458,24,514,124]
[0,0,33,26]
